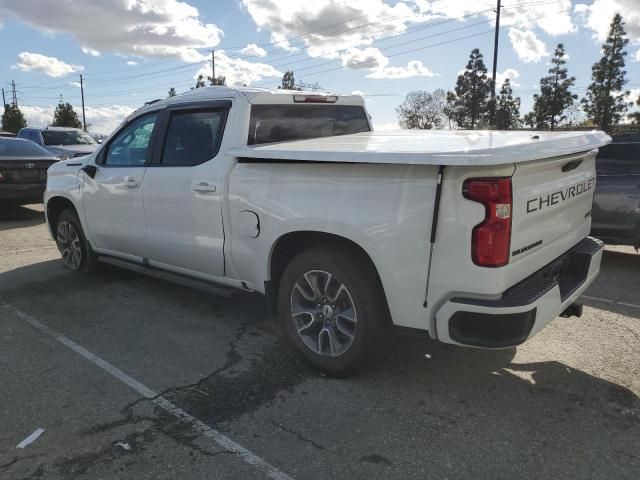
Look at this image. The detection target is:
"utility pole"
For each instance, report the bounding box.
[211,49,215,82]
[1,88,6,109]
[490,0,502,126]
[80,74,87,131]
[11,80,18,106]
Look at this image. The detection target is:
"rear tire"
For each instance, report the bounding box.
[278,247,390,377]
[55,208,100,272]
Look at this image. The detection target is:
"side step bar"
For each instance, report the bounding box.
[98,255,236,298]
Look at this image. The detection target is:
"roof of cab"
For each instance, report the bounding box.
[132,86,364,118]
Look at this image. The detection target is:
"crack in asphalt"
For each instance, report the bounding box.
[269,419,327,451]
[121,320,254,413]
[0,455,40,471]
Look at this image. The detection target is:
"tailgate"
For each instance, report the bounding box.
[510,150,597,265]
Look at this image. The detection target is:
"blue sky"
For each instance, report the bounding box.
[0,0,639,133]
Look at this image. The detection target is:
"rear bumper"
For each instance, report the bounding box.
[0,184,45,203]
[435,236,603,348]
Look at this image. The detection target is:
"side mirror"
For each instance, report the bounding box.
[81,165,98,179]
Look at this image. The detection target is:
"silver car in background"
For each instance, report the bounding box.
[17,126,97,160]
[591,138,640,250]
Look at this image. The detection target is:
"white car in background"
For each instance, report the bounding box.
[17,126,98,160]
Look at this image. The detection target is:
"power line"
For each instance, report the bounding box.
[254,3,570,88]
[14,0,571,107]
[25,0,560,89]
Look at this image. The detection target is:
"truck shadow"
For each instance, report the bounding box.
[0,204,45,231]
[582,249,640,319]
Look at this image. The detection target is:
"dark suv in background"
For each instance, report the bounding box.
[17,127,97,160]
[591,138,640,249]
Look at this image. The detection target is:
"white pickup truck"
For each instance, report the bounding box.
[45,87,609,376]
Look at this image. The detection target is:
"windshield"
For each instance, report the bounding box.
[248,104,370,145]
[42,130,97,146]
[0,138,54,157]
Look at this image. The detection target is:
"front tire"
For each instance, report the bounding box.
[55,209,100,272]
[278,247,389,377]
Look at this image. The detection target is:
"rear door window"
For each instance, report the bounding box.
[160,109,227,166]
[248,105,370,145]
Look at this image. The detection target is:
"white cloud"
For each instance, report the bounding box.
[508,28,549,63]
[126,61,138,66]
[575,0,640,44]
[0,0,223,61]
[21,104,135,135]
[496,68,521,88]
[635,49,640,62]
[419,0,575,35]
[240,43,267,57]
[193,51,281,86]
[337,46,436,79]
[628,88,640,105]
[81,46,100,57]
[341,47,388,70]
[242,0,422,60]
[367,60,436,79]
[417,0,574,60]
[13,52,84,77]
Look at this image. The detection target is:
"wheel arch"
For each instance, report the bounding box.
[267,230,388,316]
[46,195,78,238]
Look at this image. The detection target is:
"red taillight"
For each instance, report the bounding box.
[463,177,512,267]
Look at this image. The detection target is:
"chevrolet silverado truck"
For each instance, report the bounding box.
[44,87,610,376]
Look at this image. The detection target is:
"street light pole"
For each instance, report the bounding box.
[80,74,87,131]
[211,49,215,82]
[491,0,502,126]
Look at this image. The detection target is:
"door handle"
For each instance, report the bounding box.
[122,177,140,188]
[192,182,217,193]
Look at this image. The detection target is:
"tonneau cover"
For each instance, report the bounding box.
[230,129,611,166]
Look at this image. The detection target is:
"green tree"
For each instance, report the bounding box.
[1,104,27,133]
[494,79,521,130]
[280,70,298,90]
[523,112,536,129]
[531,44,577,130]
[51,102,82,128]
[396,89,447,129]
[582,14,631,131]
[446,49,493,129]
[209,75,226,86]
[168,87,177,97]
[195,74,226,89]
[630,97,640,124]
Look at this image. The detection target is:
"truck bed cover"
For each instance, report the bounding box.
[230,129,611,166]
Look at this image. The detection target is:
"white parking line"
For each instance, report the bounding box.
[16,428,45,449]
[581,295,640,310]
[2,302,294,480]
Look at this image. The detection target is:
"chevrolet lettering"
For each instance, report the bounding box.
[527,177,595,213]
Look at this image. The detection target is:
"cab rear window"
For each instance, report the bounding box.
[248,105,370,145]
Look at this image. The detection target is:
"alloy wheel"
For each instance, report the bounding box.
[56,221,82,270]
[290,270,358,357]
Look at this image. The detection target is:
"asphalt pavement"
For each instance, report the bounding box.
[1,204,638,480]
